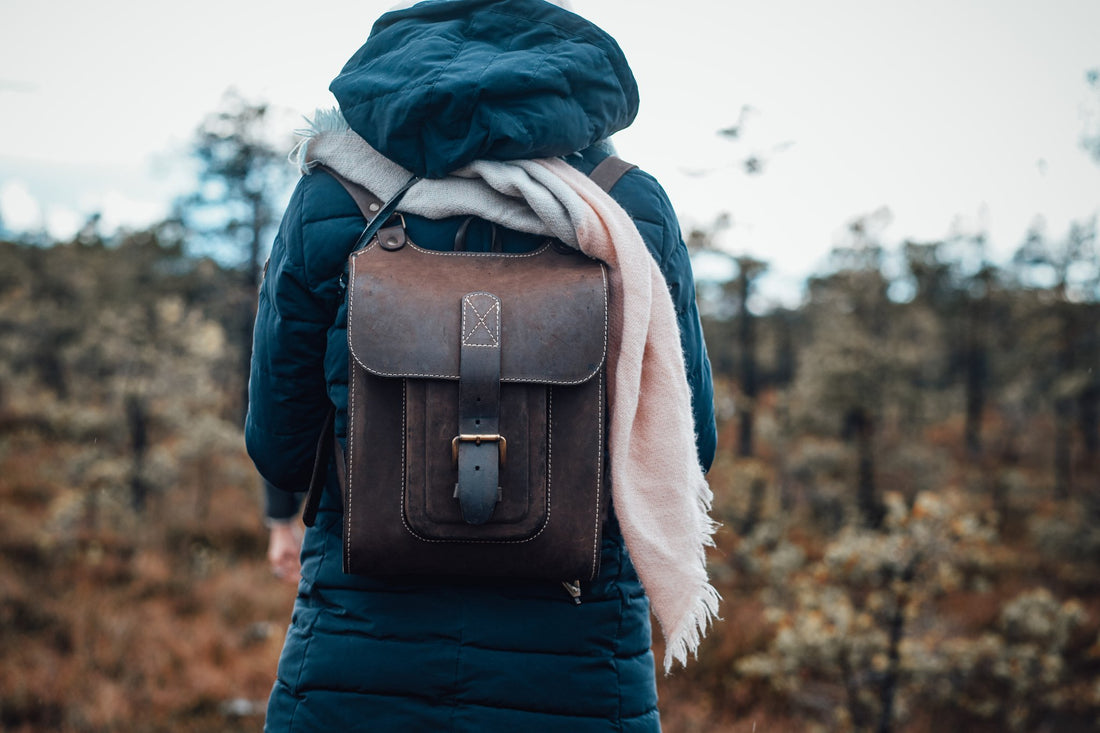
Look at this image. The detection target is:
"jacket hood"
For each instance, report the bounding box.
[330,0,639,178]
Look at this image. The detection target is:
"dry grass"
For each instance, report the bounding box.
[0,427,291,732]
[4,380,1100,731]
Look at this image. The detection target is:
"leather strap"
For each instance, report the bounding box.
[303,411,348,528]
[588,155,637,193]
[323,165,385,219]
[454,216,501,252]
[454,292,503,524]
[302,406,335,527]
[319,164,420,254]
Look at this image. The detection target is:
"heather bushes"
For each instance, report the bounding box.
[4,214,1100,730]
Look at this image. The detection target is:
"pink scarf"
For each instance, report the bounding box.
[535,159,719,672]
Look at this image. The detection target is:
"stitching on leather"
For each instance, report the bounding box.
[591,377,603,577]
[401,379,407,538]
[599,264,609,369]
[461,292,501,348]
[345,265,357,572]
[360,367,594,385]
[405,241,550,258]
[546,385,553,532]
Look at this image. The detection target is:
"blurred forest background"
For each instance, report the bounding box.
[2,75,1100,731]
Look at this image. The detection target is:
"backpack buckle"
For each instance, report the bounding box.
[451,434,507,467]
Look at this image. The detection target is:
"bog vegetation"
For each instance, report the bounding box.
[2,88,1099,731]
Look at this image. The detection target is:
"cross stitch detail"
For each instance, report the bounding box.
[462,294,500,347]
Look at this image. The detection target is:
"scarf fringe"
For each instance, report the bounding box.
[663,578,722,673]
[289,108,352,173]
[661,482,722,673]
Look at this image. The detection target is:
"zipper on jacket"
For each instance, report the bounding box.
[561,580,582,605]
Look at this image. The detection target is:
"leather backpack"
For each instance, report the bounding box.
[303,157,636,585]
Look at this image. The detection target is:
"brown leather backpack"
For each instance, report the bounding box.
[304,157,636,584]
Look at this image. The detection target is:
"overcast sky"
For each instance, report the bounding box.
[2,0,1098,304]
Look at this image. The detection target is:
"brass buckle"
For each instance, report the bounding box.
[451,434,507,467]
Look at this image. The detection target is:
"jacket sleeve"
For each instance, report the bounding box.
[264,480,304,521]
[245,176,334,495]
[607,166,718,472]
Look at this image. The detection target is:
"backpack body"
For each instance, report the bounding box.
[343,234,611,581]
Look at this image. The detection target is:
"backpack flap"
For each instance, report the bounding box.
[347,243,608,385]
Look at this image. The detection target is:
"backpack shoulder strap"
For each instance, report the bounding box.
[320,164,386,220]
[588,155,637,194]
[317,164,419,255]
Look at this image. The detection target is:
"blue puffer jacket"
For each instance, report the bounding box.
[246,1,717,730]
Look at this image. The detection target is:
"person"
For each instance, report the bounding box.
[247,0,718,729]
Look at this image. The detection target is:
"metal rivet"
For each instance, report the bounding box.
[368,203,380,212]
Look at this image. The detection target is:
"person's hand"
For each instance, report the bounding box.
[267,520,303,584]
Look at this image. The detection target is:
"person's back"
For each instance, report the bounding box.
[247,1,717,729]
